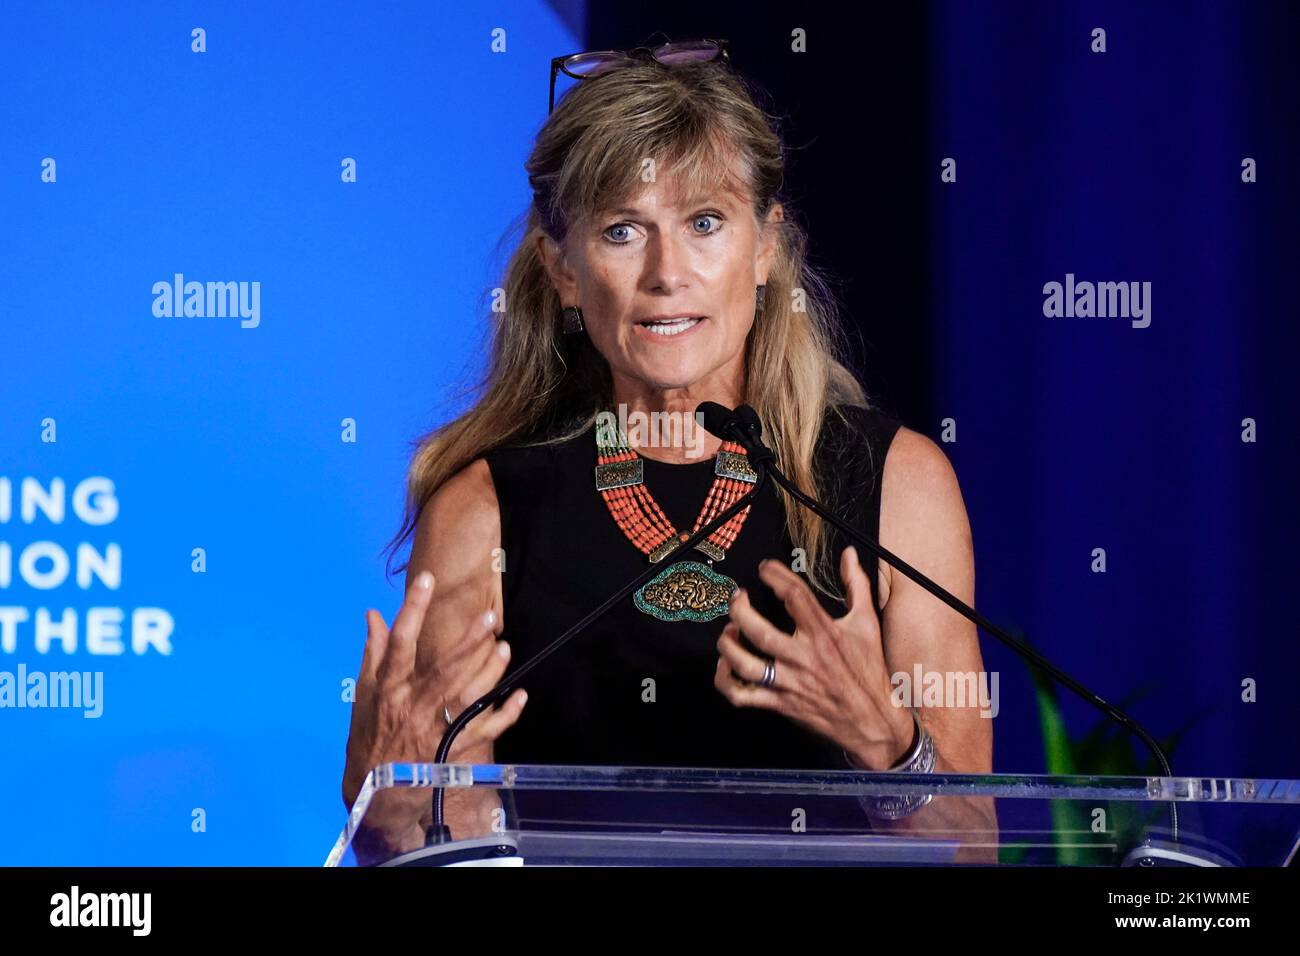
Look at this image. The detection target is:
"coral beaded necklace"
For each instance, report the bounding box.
[594,414,758,622]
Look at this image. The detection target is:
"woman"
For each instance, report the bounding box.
[343,41,995,864]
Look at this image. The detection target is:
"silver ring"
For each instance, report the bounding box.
[443,704,453,724]
[760,658,776,688]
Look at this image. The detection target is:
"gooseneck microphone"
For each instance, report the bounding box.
[697,402,774,468]
[422,418,774,849]
[696,401,1179,841]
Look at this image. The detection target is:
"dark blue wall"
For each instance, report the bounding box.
[928,0,1299,858]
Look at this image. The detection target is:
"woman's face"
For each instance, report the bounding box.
[539,174,783,397]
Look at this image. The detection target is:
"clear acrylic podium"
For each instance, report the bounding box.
[326,764,1300,867]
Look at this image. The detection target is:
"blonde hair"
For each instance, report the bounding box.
[385,57,872,601]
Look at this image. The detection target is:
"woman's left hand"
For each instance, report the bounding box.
[714,544,915,770]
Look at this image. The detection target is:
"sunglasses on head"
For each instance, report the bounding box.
[548,37,731,114]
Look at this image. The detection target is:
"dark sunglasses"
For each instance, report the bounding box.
[549,38,731,115]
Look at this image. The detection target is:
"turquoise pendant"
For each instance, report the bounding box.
[633,560,738,623]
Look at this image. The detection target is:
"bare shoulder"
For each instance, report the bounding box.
[875,426,973,609]
[412,458,500,559]
[407,458,504,669]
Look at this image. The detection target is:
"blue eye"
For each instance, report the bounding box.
[602,212,724,244]
[692,214,723,235]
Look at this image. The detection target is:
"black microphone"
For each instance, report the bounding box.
[701,403,1180,842]
[697,401,774,467]
[421,413,774,850]
[694,400,740,444]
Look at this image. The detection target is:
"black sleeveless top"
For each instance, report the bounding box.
[484,403,903,834]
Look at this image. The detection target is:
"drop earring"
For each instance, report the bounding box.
[562,305,585,334]
[754,284,767,319]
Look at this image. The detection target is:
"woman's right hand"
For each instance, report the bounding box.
[342,570,528,852]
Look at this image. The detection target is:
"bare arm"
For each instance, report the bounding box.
[342,458,522,861]
[404,458,510,838]
[870,427,998,859]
